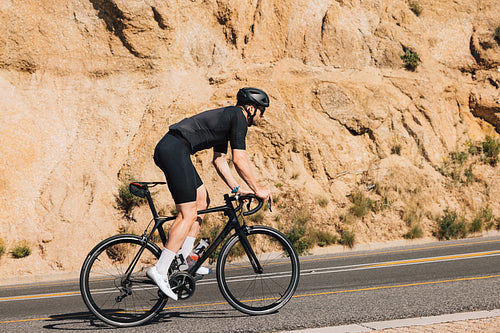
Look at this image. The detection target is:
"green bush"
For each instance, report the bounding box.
[481,206,495,229]
[404,224,424,239]
[464,164,475,185]
[285,213,312,256]
[310,230,338,247]
[403,206,424,239]
[408,1,423,16]
[451,150,468,166]
[401,48,421,71]
[349,191,374,217]
[467,140,480,155]
[11,241,31,259]
[481,135,500,166]
[495,25,500,41]
[437,147,479,186]
[434,208,467,240]
[284,213,338,255]
[471,206,495,232]
[286,223,310,256]
[469,216,483,233]
[339,230,355,248]
[116,180,146,218]
[0,238,5,258]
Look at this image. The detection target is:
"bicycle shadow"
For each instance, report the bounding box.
[157,308,244,321]
[41,309,245,330]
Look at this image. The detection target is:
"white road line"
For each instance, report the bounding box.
[2,249,499,302]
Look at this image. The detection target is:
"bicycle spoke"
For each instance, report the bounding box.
[80,235,166,327]
[217,226,299,315]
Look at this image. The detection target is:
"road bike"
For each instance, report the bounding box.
[80,182,300,327]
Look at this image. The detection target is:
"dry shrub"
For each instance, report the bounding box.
[0,238,5,258]
[434,208,467,240]
[11,240,31,259]
[106,244,127,263]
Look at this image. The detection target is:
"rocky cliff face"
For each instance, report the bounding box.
[0,0,499,278]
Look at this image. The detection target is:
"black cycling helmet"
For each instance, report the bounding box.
[236,87,270,108]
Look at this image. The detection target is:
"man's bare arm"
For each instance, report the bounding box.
[212,151,239,190]
[232,149,271,201]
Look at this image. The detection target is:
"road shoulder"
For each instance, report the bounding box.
[282,309,500,332]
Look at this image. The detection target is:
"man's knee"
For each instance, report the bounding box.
[177,204,198,222]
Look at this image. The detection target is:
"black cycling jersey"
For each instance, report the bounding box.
[154,106,248,204]
[169,106,248,154]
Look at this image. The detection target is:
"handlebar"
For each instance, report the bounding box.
[233,194,271,216]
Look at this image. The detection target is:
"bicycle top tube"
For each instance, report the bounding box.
[197,193,264,216]
[129,182,266,219]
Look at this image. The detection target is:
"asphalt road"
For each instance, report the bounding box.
[1,235,500,332]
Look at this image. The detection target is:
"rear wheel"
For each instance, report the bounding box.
[80,235,166,327]
[216,226,300,315]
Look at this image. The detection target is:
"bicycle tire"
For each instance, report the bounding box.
[80,234,167,327]
[216,226,300,315]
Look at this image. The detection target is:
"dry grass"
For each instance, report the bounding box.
[0,238,5,258]
[11,240,31,259]
[408,1,423,16]
[106,243,127,263]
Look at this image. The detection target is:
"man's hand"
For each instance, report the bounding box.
[254,188,271,203]
[237,188,254,196]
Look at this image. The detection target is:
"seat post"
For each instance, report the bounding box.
[145,189,159,220]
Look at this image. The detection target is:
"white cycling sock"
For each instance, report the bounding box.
[179,236,196,262]
[155,248,176,275]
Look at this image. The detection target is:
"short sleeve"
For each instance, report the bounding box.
[213,142,228,154]
[229,108,247,150]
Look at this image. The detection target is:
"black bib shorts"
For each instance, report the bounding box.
[154,132,203,204]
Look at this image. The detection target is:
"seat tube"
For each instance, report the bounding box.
[145,191,159,219]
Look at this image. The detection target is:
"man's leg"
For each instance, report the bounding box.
[184,185,210,240]
[166,201,198,254]
[148,201,198,301]
[156,186,208,272]
[178,186,212,273]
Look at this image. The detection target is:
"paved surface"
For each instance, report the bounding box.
[3,234,500,332]
[285,310,500,332]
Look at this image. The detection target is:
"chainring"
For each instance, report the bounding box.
[169,272,196,300]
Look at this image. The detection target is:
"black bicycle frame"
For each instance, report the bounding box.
[189,194,263,275]
[142,191,263,276]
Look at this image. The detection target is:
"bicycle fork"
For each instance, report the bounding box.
[237,226,263,274]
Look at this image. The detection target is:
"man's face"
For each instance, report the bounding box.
[250,105,266,126]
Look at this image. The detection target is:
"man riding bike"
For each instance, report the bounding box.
[147,87,272,300]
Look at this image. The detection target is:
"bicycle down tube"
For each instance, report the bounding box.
[188,194,264,275]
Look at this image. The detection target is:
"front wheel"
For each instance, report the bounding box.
[80,234,166,327]
[216,226,300,315]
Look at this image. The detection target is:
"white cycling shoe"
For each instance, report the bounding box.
[146,267,178,301]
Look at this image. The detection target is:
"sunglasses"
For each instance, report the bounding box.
[257,106,266,116]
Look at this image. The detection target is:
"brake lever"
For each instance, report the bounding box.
[246,198,253,211]
[267,200,272,212]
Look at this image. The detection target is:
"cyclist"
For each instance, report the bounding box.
[147,87,272,300]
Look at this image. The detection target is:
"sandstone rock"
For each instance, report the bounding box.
[0,0,500,279]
